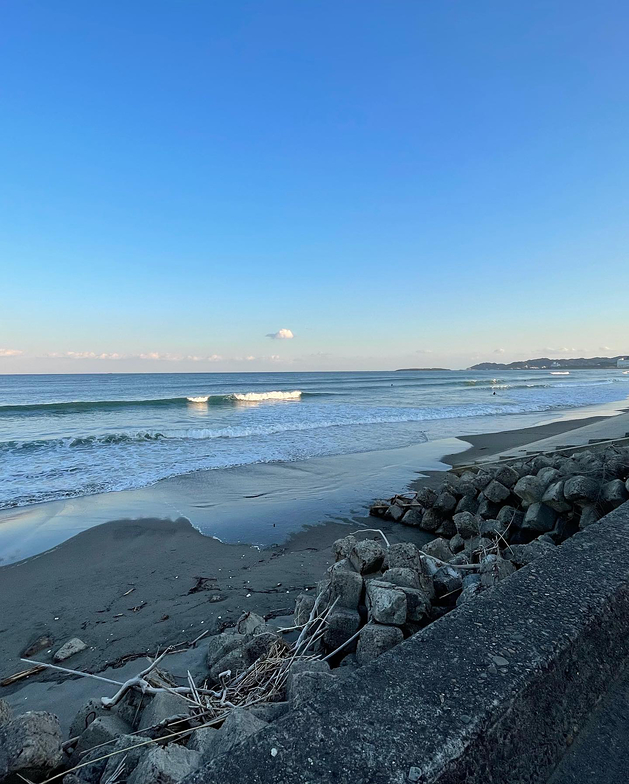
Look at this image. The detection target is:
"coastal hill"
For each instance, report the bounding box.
[395,367,451,372]
[469,356,627,370]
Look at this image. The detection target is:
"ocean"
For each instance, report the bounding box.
[1,369,628,511]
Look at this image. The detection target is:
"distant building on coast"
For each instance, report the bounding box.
[618,358,629,368]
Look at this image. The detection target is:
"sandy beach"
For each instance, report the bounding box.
[2,405,628,727]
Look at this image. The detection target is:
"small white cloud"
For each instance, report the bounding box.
[266,328,294,340]
[599,346,612,352]
[493,348,505,354]
[415,349,433,354]
[0,348,23,357]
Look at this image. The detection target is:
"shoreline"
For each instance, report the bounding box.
[1,404,628,708]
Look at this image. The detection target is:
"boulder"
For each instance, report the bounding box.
[479,555,515,587]
[73,714,132,760]
[248,702,290,723]
[421,537,452,564]
[462,573,481,590]
[69,698,111,739]
[563,475,600,505]
[187,709,267,763]
[206,632,247,672]
[0,712,63,782]
[349,540,385,574]
[436,517,457,537]
[497,505,523,527]
[387,504,405,522]
[365,581,407,625]
[327,561,364,608]
[332,534,358,560]
[209,646,248,683]
[187,726,219,754]
[53,637,87,662]
[493,464,520,488]
[401,507,424,526]
[416,486,437,508]
[473,471,493,492]
[137,692,190,733]
[549,515,579,544]
[541,480,572,513]
[383,567,420,589]
[449,533,465,554]
[432,565,462,598]
[100,734,153,783]
[479,518,507,540]
[453,511,481,539]
[579,504,601,529]
[514,475,545,507]
[463,535,494,562]
[236,611,267,637]
[456,583,483,605]
[483,480,511,504]
[601,479,629,509]
[293,592,315,626]
[537,466,562,488]
[521,502,557,533]
[477,495,501,519]
[0,699,11,727]
[419,508,442,532]
[322,608,361,650]
[398,586,431,622]
[356,623,404,664]
[455,494,480,515]
[387,542,422,571]
[433,491,457,515]
[127,744,202,784]
[286,659,331,694]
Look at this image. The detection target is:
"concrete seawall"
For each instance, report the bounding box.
[186,502,629,784]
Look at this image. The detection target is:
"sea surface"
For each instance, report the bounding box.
[1,370,628,511]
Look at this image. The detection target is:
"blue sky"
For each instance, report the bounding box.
[1,0,628,372]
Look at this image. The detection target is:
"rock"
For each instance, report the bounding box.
[479,518,507,539]
[493,464,520,488]
[74,714,132,758]
[369,499,389,517]
[128,744,202,784]
[112,685,146,729]
[421,537,452,564]
[286,660,331,694]
[356,623,404,664]
[514,475,545,506]
[416,486,437,508]
[137,692,191,733]
[22,633,54,658]
[531,454,554,472]
[101,734,153,783]
[449,533,465,554]
[601,479,629,509]
[349,539,385,574]
[563,475,601,505]
[187,726,219,754]
[433,565,462,598]
[453,511,481,539]
[69,698,110,739]
[549,515,579,544]
[0,699,12,728]
[387,504,405,522]
[521,502,557,533]
[483,480,511,504]
[401,507,424,526]
[0,712,63,781]
[365,581,407,625]
[433,490,457,515]
[53,637,87,662]
[322,608,361,650]
[236,611,267,636]
[387,542,422,571]
[209,646,248,683]
[327,561,364,608]
[479,555,515,587]
[463,535,494,562]
[450,553,470,566]
[248,701,290,723]
[473,471,493,492]
[244,631,284,665]
[398,586,431,622]
[383,567,420,589]
[506,538,556,567]
[462,573,481,590]
[497,505,523,527]
[542,480,572,513]
[537,466,562,488]
[293,592,315,626]
[435,517,457,537]
[332,534,358,560]
[189,708,268,761]
[206,631,247,671]
[579,504,601,529]
[455,493,480,515]
[419,508,442,532]
[477,495,501,519]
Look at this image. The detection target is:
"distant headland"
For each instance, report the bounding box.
[395,367,451,372]
[469,356,628,371]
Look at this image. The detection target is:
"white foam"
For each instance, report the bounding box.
[187,396,210,403]
[232,390,302,402]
